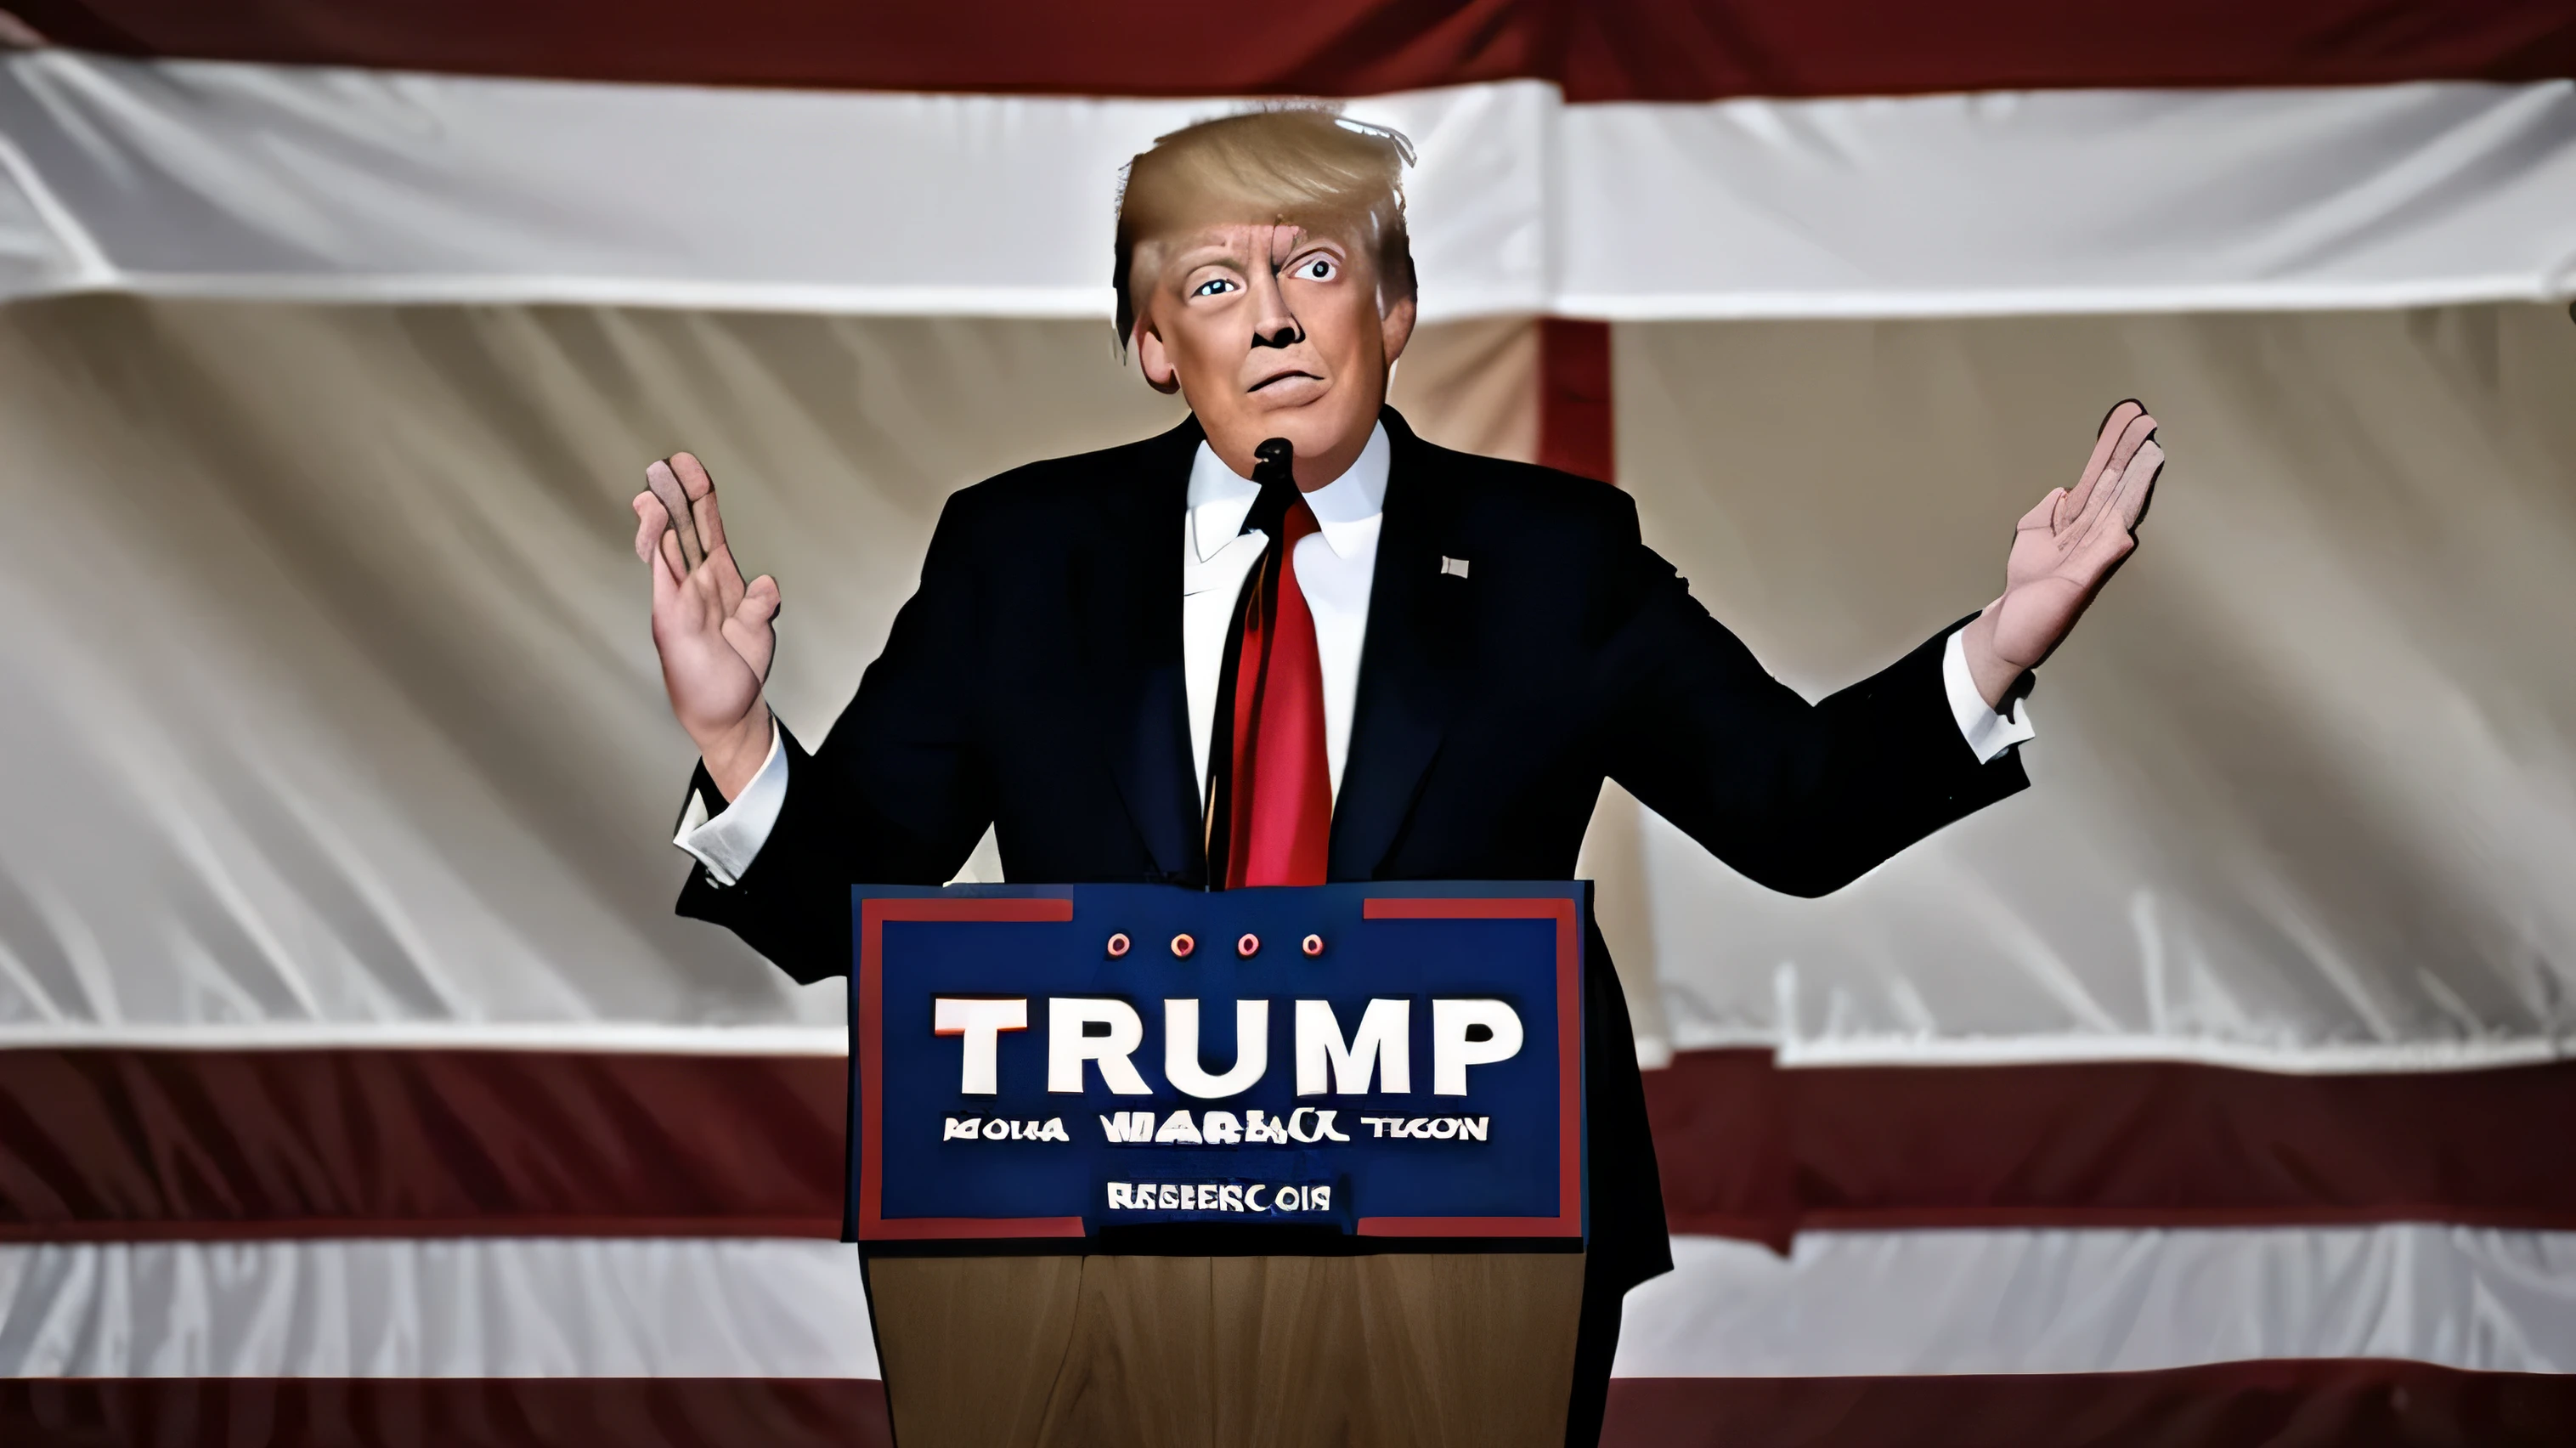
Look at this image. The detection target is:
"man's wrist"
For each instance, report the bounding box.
[697,704,775,801]
[1958,608,2026,710]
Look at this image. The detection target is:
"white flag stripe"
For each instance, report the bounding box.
[3,1227,2569,1380]
[1613,1227,2576,1379]
[0,53,2568,319]
[0,1022,854,1053]
[1556,81,2576,319]
[0,1238,877,1379]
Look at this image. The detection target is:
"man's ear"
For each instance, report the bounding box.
[1134,320,1183,395]
[1379,292,1418,370]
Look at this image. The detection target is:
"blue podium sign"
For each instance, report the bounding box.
[850,883,1585,1244]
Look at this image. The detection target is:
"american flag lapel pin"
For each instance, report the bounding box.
[1438,556,1471,579]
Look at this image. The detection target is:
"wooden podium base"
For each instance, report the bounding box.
[867,1253,1587,1447]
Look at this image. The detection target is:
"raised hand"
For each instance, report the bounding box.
[631,452,781,798]
[1960,400,2164,707]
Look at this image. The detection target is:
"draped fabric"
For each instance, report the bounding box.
[1,3,2573,1443]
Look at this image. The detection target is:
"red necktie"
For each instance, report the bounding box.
[1221,496,1333,887]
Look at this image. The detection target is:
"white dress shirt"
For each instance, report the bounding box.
[675,423,2030,885]
[1182,420,1388,808]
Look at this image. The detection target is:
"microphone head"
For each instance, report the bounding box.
[1253,437,1296,487]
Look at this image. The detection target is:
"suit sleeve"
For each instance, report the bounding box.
[1591,494,2027,898]
[675,489,998,981]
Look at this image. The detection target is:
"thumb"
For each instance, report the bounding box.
[2020,488,2065,531]
[647,536,682,610]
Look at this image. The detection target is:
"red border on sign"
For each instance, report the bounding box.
[857,890,1581,1242]
[1353,896,1584,1239]
[856,897,1083,1241]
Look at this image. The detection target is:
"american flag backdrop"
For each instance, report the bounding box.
[0,3,2573,1444]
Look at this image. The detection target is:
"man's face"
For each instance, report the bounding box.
[1133,221,1415,489]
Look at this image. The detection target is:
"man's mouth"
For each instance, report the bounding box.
[1249,370,1321,393]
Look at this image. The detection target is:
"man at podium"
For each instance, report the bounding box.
[632,108,2162,1448]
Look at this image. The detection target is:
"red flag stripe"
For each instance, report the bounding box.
[0,1379,891,1448]
[1601,1362,2576,1447]
[0,1049,842,1242]
[3,1366,2570,1447]
[3,1047,2574,1241]
[6,1,2570,100]
[1537,317,1615,484]
[1642,1049,2576,1248]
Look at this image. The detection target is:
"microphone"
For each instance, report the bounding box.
[1244,437,1298,540]
[1253,437,1296,485]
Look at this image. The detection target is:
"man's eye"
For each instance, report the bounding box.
[1192,278,1238,297]
[1296,258,1336,280]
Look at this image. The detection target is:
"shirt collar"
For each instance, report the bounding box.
[1187,421,1389,563]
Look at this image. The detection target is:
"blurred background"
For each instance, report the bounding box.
[0,4,2573,1445]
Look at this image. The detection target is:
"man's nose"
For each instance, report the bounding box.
[1246,264,1303,350]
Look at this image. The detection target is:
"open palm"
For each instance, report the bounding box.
[632,451,780,794]
[1984,400,2163,678]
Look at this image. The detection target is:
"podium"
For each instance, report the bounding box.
[850,883,1591,1447]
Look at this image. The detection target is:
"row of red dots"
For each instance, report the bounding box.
[1104,931,1324,959]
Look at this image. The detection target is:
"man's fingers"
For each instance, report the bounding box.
[2114,438,2164,533]
[658,518,691,582]
[669,451,730,558]
[706,541,748,619]
[2062,516,2138,597]
[646,460,703,568]
[2094,397,2148,438]
[633,491,664,563]
[2104,410,2156,480]
[669,451,715,500]
[2068,410,2155,524]
[678,542,735,627]
[2060,435,2162,574]
[645,460,706,571]
[2054,400,2145,531]
[647,527,683,617]
[2059,410,2157,536]
[2080,400,2147,484]
[2081,433,2160,546]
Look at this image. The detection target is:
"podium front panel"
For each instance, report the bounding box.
[850,883,1585,1246]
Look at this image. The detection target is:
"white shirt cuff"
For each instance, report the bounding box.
[672,721,788,887]
[1943,628,2036,765]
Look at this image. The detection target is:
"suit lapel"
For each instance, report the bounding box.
[1077,416,1205,884]
[1330,410,1469,881]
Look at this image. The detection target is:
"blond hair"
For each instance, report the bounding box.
[1113,106,1416,348]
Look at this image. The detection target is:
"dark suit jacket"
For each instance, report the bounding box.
[678,407,2028,1296]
